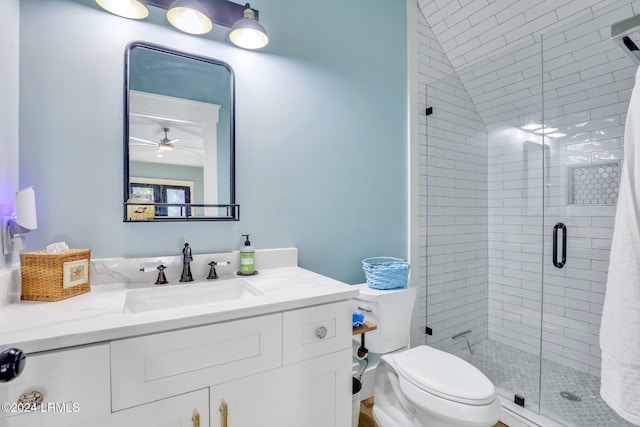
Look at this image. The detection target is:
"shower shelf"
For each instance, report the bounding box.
[567,162,620,206]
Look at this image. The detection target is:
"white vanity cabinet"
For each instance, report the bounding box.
[0,273,355,427]
[109,300,353,427]
[210,301,353,427]
[0,343,110,427]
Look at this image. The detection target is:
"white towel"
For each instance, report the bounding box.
[600,65,640,426]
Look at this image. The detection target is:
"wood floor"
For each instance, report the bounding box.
[357,397,508,427]
[358,397,377,427]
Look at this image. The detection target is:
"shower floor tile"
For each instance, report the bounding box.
[453,339,634,427]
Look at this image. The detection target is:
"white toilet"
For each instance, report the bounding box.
[353,284,501,427]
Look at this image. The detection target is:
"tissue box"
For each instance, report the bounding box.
[20,249,91,301]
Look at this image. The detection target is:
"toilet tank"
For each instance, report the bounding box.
[352,284,417,354]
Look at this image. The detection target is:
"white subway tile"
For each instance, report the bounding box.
[544,329,590,354]
[555,1,594,20]
[417,0,634,377]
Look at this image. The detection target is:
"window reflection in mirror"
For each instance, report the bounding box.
[124,42,237,221]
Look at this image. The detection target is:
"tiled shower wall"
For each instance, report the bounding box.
[541,3,635,376]
[416,10,489,352]
[417,0,639,376]
[457,1,637,376]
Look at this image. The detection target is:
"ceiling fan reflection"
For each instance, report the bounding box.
[130,127,200,153]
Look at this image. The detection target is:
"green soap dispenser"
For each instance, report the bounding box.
[239,234,256,275]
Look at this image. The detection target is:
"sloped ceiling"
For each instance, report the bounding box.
[418,0,607,70]
[416,0,623,127]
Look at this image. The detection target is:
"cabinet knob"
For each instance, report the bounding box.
[315,326,328,339]
[0,348,26,383]
[18,390,43,407]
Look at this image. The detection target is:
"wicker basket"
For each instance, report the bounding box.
[20,249,91,301]
[362,257,410,290]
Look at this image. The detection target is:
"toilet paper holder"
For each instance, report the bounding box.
[353,321,377,360]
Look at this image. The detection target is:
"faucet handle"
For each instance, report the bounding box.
[139,264,169,285]
[155,265,169,285]
[207,261,230,280]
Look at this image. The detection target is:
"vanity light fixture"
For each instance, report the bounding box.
[97,0,268,48]
[1,186,38,256]
[229,3,269,49]
[167,0,213,35]
[95,0,149,19]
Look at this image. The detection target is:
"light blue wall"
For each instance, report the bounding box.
[0,0,20,269]
[18,0,408,284]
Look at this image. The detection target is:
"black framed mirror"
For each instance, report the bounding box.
[124,42,238,221]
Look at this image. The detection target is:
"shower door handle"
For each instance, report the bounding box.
[553,222,567,269]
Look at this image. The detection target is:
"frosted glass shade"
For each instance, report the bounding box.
[167,0,213,35]
[95,0,149,19]
[229,7,269,49]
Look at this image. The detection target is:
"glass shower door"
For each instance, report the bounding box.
[423,35,546,414]
[539,4,636,425]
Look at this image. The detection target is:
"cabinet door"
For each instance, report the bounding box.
[87,389,209,427]
[0,343,110,427]
[210,349,351,427]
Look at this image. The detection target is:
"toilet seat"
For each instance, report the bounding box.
[393,345,496,406]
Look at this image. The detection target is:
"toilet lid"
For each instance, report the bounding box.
[394,346,496,405]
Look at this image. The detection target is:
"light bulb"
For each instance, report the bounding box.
[167,1,213,35]
[229,6,269,49]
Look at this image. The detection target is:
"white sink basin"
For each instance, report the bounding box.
[123,279,263,313]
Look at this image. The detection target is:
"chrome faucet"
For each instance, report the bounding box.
[179,242,194,282]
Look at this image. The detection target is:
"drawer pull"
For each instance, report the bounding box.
[357,305,373,313]
[315,326,328,339]
[220,402,228,427]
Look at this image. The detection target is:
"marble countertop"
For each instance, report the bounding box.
[0,249,358,354]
